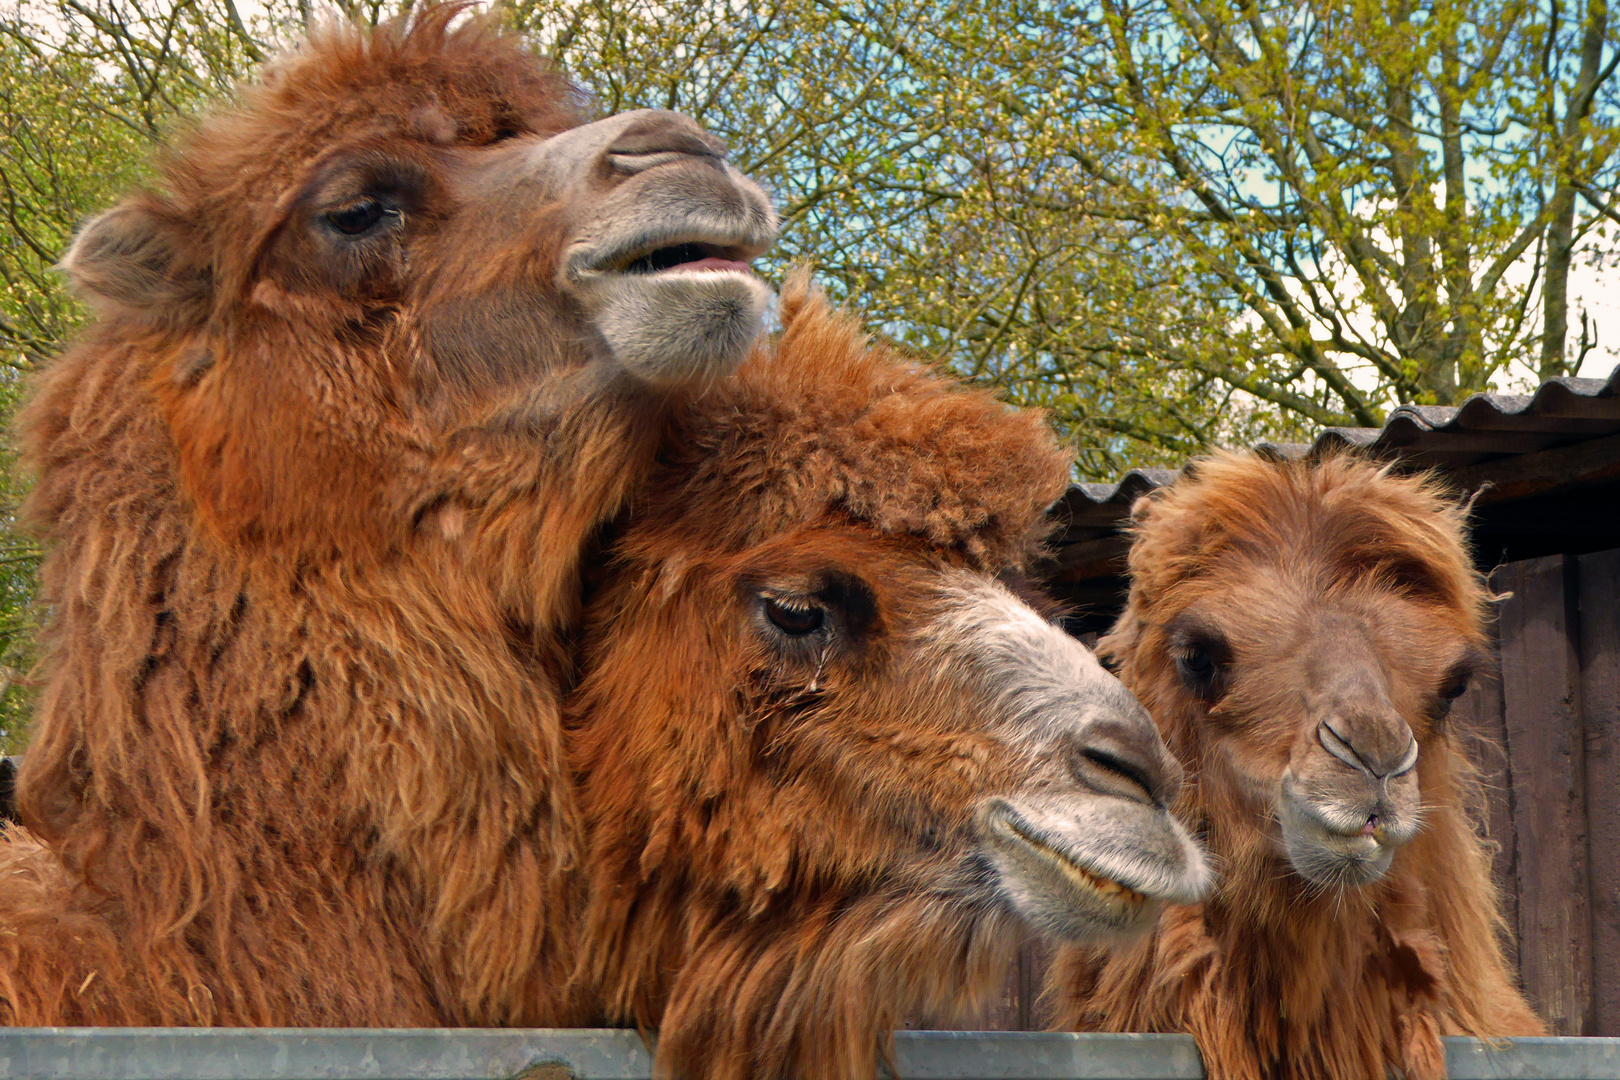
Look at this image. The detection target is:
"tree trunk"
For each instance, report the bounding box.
[1438,31,1477,400]
[1540,0,1610,380]
[1543,186,1577,380]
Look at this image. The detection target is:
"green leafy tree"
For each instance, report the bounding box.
[1057,0,1620,423]
[512,0,1297,472]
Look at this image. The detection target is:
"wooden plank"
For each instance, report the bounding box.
[1456,582,1519,973]
[1496,555,1594,1035]
[1578,548,1620,1037]
[1049,535,1132,584]
[1449,431,1620,505]
[1020,940,1054,1030]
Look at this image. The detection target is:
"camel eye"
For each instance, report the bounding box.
[1172,635,1226,698]
[764,597,824,636]
[326,198,393,236]
[1435,654,1482,714]
[1439,676,1470,701]
[1178,646,1215,681]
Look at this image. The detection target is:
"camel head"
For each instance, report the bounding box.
[569,286,1207,1076]
[56,7,774,545]
[1104,451,1489,892]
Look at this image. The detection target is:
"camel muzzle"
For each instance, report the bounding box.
[977,791,1210,941]
[528,109,777,386]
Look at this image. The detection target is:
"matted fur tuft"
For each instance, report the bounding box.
[1050,450,1543,1080]
[645,272,1070,567]
[1121,451,1490,637]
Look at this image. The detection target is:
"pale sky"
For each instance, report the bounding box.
[1569,254,1620,381]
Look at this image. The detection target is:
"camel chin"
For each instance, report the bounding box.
[981,793,1209,939]
[586,268,773,387]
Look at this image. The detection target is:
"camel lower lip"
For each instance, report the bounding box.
[997,810,1149,907]
[659,256,753,274]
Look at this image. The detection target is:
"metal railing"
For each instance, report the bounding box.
[0,1029,1616,1080]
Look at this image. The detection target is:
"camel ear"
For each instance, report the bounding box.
[61,198,210,325]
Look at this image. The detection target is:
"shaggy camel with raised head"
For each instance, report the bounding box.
[2,7,775,1026]
[566,280,1209,1080]
[1049,452,1545,1080]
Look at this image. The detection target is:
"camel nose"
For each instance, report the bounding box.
[1309,614,1419,780]
[1315,663,1417,778]
[1319,717,1418,779]
[607,110,727,165]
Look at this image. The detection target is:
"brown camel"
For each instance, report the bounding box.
[2,7,774,1026]
[566,280,1209,1080]
[1048,451,1545,1080]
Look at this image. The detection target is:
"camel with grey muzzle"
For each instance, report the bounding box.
[567,284,1208,1079]
[0,9,783,1028]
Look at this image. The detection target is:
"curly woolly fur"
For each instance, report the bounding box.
[564,277,1081,1079]
[4,60,1083,1035]
[1048,452,1544,1080]
[3,3,1165,1052]
[0,8,680,1027]
[619,277,1066,565]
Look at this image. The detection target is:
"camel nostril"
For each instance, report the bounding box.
[1071,704,1181,805]
[608,114,727,162]
[1071,731,1172,807]
[1318,718,1419,779]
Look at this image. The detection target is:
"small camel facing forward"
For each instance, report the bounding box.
[1050,452,1544,1080]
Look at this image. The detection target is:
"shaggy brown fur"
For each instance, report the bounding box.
[2,8,772,1026]
[565,281,1209,1080]
[1049,452,1544,1079]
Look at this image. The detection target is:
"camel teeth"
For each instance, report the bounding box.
[1069,861,1142,904]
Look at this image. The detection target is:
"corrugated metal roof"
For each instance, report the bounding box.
[1054,363,1620,539]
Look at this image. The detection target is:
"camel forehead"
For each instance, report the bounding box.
[1173,573,1466,684]
[163,11,584,219]
[1129,452,1483,627]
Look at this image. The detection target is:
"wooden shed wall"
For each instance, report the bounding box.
[1462,547,1620,1037]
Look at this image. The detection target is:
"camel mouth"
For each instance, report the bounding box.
[559,146,777,385]
[977,794,1208,942]
[567,224,772,284]
[1276,781,1414,889]
[993,807,1152,909]
[615,240,755,277]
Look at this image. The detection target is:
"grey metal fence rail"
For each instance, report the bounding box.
[0,1029,1615,1080]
